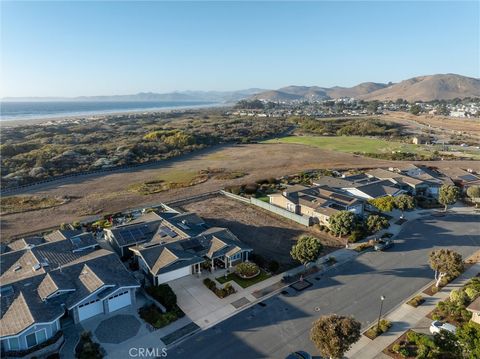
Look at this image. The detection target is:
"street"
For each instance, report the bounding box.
[170,214,480,359]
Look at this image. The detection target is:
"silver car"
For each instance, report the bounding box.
[429,320,456,335]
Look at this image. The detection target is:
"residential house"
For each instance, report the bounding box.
[341,180,405,200]
[104,211,207,257]
[402,164,452,198]
[365,168,428,196]
[437,168,480,191]
[130,227,252,285]
[0,230,139,356]
[466,297,480,325]
[268,184,364,226]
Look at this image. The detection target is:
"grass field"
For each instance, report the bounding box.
[216,269,271,288]
[264,135,425,154]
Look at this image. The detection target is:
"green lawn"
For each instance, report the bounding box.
[264,135,427,155]
[216,269,271,288]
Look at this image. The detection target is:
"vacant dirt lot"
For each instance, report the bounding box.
[2,142,479,240]
[176,194,342,270]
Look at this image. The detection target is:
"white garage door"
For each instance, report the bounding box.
[78,299,103,321]
[156,265,191,284]
[107,290,131,313]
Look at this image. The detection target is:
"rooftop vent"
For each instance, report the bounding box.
[0,285,14,297]
[32,263,41,271]
[13,265,22,272]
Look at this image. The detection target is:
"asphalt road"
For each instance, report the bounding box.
[170,214,480,359]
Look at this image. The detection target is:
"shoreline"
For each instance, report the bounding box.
[0,102,228,127]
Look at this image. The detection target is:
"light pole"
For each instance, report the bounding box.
[376,295,386,334]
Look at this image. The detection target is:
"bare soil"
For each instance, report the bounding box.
[176,194,342,270]
[2,142,479,241]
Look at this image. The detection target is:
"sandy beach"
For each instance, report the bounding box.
[0,102,227,127]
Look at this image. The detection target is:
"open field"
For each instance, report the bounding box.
[176,194,342,270]
[264,135,427,155]
[2,142,480,241]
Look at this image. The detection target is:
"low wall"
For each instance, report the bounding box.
[220,190,312,226]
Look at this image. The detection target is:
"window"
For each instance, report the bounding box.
[25,329,47,348]
[26,333,36,348]
[36,330,47,344]
[8,337,20,351]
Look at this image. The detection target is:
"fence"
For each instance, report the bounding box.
[220,190,312,226]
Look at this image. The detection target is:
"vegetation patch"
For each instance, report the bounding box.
[406,295,425,308]
[216,268,271,288]
[235,262,260,278]
[138,304,184,329]
[364,319,392,340]
[128,170,209,195]
[203,278,236,298]
[75,331,103,359]
[1,195,68,215]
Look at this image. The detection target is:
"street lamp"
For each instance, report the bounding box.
[376,295,386,334]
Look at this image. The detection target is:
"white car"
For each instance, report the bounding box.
[429,320,456,335]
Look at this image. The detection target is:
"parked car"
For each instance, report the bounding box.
[429,320,457,335]
[285,351,312,359]
[374,239,394,251]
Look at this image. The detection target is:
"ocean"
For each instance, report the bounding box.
[0,101,217,121]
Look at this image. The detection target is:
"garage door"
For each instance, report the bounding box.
[78,299,103,321]
[107,290,131,313]
[156,265,191,284]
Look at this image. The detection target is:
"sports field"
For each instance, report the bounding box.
[264,135,424,154]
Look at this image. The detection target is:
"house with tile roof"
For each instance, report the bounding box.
[268,184,364,226]
[0,230,139,356]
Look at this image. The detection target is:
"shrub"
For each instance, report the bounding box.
[450,289,469,306]
[465,287,479,301]
[366,214,390,233]
[406,295,425,307]
[236,262,260,278]
[250,253,266,268]
[348,229,365,243]
[244,183,259,195]
[268,260,280,273]
[203,278,236,298]
[398,347,409,358]
[145,284,177,311]
[392,343,401,353]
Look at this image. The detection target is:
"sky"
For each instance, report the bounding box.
[1,1,479,97]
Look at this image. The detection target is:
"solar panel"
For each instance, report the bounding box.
[160,226,177,238]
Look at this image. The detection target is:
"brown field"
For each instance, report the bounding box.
[383,112,480,139]
[2,142,480,241]
[176,194,342,270]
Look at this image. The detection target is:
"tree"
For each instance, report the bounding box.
[429,249,464,288]
[394,194,415,217]
[310,314,361,359]
[290,236,323,266]
[366,214,390,234]
[456,321,480,359]
[328,211,356,237]
[439,184,460,212]
[369,196,395,212]
[466,185,480,205]
[410,104,422,115]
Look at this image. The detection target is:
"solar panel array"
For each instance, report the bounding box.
[116,226,150,244]
[158,226,177,238]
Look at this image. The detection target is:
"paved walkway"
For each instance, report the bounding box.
[346,261,480,359]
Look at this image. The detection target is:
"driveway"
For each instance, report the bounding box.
[169,213,480,359]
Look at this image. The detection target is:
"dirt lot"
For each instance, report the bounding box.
[2,142,480,240]
[176,194,342,270]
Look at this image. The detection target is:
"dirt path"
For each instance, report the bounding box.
[2,142,479,240]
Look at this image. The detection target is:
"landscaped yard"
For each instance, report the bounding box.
[216,269,271,288]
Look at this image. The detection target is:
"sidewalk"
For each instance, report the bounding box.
[346,261,480,359]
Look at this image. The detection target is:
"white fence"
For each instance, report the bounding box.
[220,190,312,226]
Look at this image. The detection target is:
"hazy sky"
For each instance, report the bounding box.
[1,1,479,97]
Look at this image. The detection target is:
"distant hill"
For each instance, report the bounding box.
[2,88,266,103]
[251,74,479,102]
[358,74,480,101]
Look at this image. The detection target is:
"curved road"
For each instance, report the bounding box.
[169,214,480,359]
